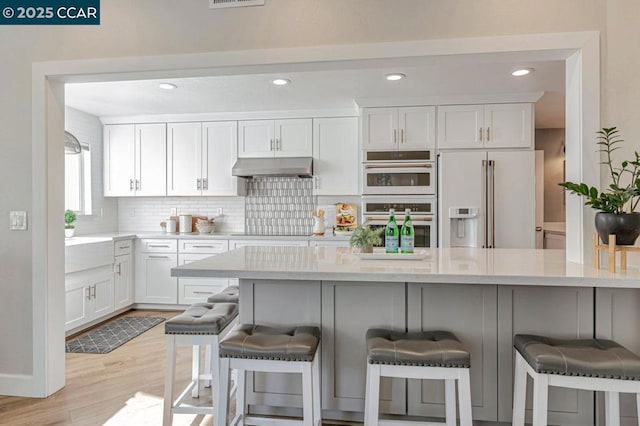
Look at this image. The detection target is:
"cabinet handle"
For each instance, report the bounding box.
[276,138,281,150]
[91,285,96,299]
[193,291,215,295]
[486,127,491,141]
[270,139,274,151]
[136,179,140,190]
[192,245,216,249]
[197,178,202,190]
[401,129,405,143]
[149,255,170,259]
[203,178,208,190]
[148,244,171,248]
[479,128,483,142]
[86,287,91,301]
[117,263,122,276]
[130,179,134,191]
[393,129,397,144]
[119,245,130,250]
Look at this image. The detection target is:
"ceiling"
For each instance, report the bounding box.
[66,55,566,129]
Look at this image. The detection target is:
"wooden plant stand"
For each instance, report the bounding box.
[593,233,640,272]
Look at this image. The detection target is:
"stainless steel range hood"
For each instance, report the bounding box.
[232,157,313,178]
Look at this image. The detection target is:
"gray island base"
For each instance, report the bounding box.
[172,246,640,425]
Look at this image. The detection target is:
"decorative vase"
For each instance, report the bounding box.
[65,228,75,238]
[595,212,640,245]
[359,244,374,254]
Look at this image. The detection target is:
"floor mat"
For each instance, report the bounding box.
[66,316,165,354]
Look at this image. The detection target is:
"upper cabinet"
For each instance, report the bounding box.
[238,118,312,158]
[167,121,241,196]
[312,117,359,196]
[363,106,436,151]
[437,103,533,150]
[104,123,167,197]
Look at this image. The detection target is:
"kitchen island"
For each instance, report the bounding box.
[172,246,640,425]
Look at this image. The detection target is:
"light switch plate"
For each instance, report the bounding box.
[10,211,27,231]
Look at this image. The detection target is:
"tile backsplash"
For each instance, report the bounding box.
[117,197,245,233]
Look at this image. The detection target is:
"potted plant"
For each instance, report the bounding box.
[349,226,383,253]
[561,127,640,245]
[64,209,77,238]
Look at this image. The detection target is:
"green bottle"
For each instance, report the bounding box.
[385,209,399,253]
[400,209,415,254]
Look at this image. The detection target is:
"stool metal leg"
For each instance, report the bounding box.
[302,362,314,426]
[217,358,231,426]
[364,363,381,426]
[163,335,176,426]
[457,369,473,426]
[512,352,527,426]
[236,369,246,426]
[312,353,322,426]
[444,379,456,426]
[192,345,200,398]
[605,392,621,426]
[531,373,549,426]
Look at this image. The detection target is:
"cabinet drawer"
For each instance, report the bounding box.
[114,239,133,256]
[179,239,228,254]
[178,278,229,304]
[138,239,177,253]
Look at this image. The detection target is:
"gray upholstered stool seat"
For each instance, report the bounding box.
[366,329,471,368]
[515,334,640,380]
[219,324,321,361]
[165,302,238,335]
[206,285,239,304]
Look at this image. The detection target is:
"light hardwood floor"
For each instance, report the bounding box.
[0,310,219,426]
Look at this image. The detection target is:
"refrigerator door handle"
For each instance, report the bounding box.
[489,160,496,248]
[482,159,488,248]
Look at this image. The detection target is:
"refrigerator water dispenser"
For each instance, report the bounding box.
[448,207,479,247]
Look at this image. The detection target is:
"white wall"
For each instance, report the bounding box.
[65,107,118,235]
[535,129,566,222]
[4,0,636,391]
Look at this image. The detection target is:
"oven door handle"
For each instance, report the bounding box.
[364,164,433,170]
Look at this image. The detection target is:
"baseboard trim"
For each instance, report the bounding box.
[0,373,37,397]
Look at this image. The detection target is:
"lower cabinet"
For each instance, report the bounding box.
[135,239,178,304]
[497,286,594,425]
[321,281,406,415]
[114,253,134,310]
[65,266,115,332]
[407,283,498,421]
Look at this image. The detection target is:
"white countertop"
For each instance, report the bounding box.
[172,246,640,288]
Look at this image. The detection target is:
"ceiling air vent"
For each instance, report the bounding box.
[209,0,265,9]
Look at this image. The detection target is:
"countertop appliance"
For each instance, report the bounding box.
[362,195,437,248]
[438,150,535,248]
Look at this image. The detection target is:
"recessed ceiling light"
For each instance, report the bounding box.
[272,78,291,86]
[511,68,534,77]
[385,73,406,81]
[159,83,177,90]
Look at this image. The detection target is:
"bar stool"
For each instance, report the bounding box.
[513,334,640,426]
[216,324,322,426]
[163,302,239,426]
[364,329,473,426]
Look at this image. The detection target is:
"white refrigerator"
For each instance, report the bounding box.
[438,150,536,248]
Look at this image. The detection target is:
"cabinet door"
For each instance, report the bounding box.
[274,119,313,157]
[437,105,484,149]
[484,103,533,149]
[312,117,358,196]
[497,286,594,425]
[322,281,406,414]
[407,284,498,421]
[65,275,90,331]
[398,106,435,150]
[363,107,398,150]
[135,252,178,304]
[238,120,274,158]
[202,121,240,195]
[490,151,535,249]
[167,122,202,196]
[90,271,114,319]
[104,124,136,196]
[135,123,167,196]
[114,254,133,310]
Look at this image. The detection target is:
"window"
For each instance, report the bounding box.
[65,144,92,215]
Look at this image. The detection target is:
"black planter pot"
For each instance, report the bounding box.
[595,212,640,245]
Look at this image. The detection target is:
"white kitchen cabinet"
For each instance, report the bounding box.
[65,266,115,332]
[167,121,242,196]
[104,123,167,196]
[177,239,230,304]
[238,119,312,158]
[135,239,177,304]
[113,240,134,311]
[312,117,359,196]
[437,103,533,150]
[363,106,435,151]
